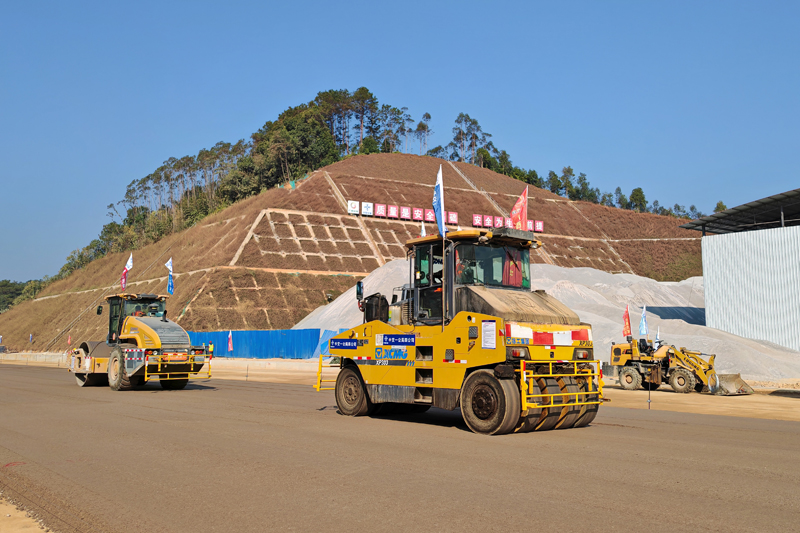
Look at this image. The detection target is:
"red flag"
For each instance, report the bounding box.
[228,330,233,352]
[510,186,528,230]
[622,305,632,337]
[67,335,71,345]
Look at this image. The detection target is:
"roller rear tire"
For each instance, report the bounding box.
[554,376,581,429]
[533,377,562,431]
[574,375,599,428]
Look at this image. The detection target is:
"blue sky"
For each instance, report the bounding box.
[1,1,798,281]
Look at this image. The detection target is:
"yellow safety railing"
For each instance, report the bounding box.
[518,360,605,412]
[144,353,212,381]
[315,355,339,391]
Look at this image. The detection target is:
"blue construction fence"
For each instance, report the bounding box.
[187,329,348,360]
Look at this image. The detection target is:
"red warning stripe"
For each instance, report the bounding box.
[353,356,372,360]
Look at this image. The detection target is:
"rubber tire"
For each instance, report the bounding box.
[160,378,188,390]
[514,376,543,433]
[108,347,135,391]
[554,376,581,429]
[533,377,562,431]
[619,367,642,391]
[694,383,707,393]
[670,369,696,394]
[641,381,660,391]
[574,375,599,428]
[335,367,371,416]
[460,370,520,435]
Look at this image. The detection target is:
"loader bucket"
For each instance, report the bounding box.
[714,373,754,396]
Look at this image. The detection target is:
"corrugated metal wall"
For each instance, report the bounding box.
[703,226,800,351]
[188,329,323,359]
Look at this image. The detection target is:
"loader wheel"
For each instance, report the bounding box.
[670,369,696,394]
[160,378,188,390]
[574,376,599,428]
[554,376,581,429]
[641,381,660,391]
[107,347,135,391]
[335,367,370,416]
[460,370,520,435]
[618,367,641,391]
[533,377,562,431]
[695,383,707,393]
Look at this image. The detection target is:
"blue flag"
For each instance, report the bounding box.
[167,272,174,295]
[432,164,446,236]
[639,305,648,336]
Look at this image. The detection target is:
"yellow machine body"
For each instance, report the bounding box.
[609,338,752,395]
[319,228,605,434]
[68,293,211,390]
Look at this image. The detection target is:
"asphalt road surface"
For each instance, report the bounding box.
[1,366,798,532]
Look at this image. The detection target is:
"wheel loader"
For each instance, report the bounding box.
[68,293,211,390]
[605,337,753,395]
[316,228,605,435]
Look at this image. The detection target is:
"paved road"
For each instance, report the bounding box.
[0,365,798,532]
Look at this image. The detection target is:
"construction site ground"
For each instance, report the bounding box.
[1,361,799,532]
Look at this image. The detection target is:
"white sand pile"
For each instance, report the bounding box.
[295,260,800,381]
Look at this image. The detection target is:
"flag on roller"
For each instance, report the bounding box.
[121,253,133,290]
[510,186,528,230]
[228,330,233,352]
[165,257,174,295]
[622,305,632,337]
[639,305,648,336]
[432,165,446,236]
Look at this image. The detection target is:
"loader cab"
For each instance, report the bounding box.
[101,294,168,344]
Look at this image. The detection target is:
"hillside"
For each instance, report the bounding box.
[0,154,701,352]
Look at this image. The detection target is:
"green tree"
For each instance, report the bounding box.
[615,187,629,209]
[714,200,727,213]
[547,171,561,195]
[629,187,647,212]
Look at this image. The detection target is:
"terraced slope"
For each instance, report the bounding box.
[0,154,700,352]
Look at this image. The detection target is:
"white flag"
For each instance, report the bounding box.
[125,253,133,271]
[420,220,426,237]
[165,257,173,273]
[639,305,648,336]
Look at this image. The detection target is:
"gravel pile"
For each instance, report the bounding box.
[295,260,800,381]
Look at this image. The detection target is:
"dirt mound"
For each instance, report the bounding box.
[298,260,800,381]
[0,154,702,351]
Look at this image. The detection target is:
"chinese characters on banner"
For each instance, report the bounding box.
[341,197,536,231]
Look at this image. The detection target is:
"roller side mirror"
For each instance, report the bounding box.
[356,281,364,302]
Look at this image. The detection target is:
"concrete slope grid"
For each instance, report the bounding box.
[0,153,699,352]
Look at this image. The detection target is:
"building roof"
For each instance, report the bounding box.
[680,188,800,234]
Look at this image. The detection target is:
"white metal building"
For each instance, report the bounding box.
[681,189,800,351]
